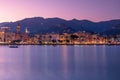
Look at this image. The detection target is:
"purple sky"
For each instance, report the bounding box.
[0,0,120,22]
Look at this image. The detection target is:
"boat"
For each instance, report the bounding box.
[9,45,18,48]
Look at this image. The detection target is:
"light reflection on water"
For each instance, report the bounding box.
[0,45,120,80]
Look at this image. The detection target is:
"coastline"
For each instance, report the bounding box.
[0,43,120,45]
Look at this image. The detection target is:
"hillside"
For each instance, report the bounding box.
[0,17,120,35]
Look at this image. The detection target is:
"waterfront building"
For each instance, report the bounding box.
[15,23,21,40]
[16,23,21,33]
[4,32,15,43]
[0,27,15,43]
[0,30,5,42]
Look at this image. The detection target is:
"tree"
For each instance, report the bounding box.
[70,34,79,40]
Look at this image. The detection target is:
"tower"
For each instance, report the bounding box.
[16,23,21,33]
[25,27,29,34]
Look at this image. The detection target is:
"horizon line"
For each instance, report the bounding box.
[0,16,120,23]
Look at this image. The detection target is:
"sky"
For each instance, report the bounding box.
[0,0,120,22]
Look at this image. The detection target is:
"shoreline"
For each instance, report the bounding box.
[0,43,120,45]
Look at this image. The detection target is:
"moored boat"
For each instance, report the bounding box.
[9,45,18,48]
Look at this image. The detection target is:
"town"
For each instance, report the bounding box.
[0,23,120,45]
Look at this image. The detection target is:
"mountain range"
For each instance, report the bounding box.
[0,17,120,35]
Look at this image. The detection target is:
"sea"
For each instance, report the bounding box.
[0,45,120,80]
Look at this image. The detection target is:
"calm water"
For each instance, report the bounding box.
[0,45,120,80]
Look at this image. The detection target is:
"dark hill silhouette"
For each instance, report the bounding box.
[0,17,120,35]
[102,24,120,35]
